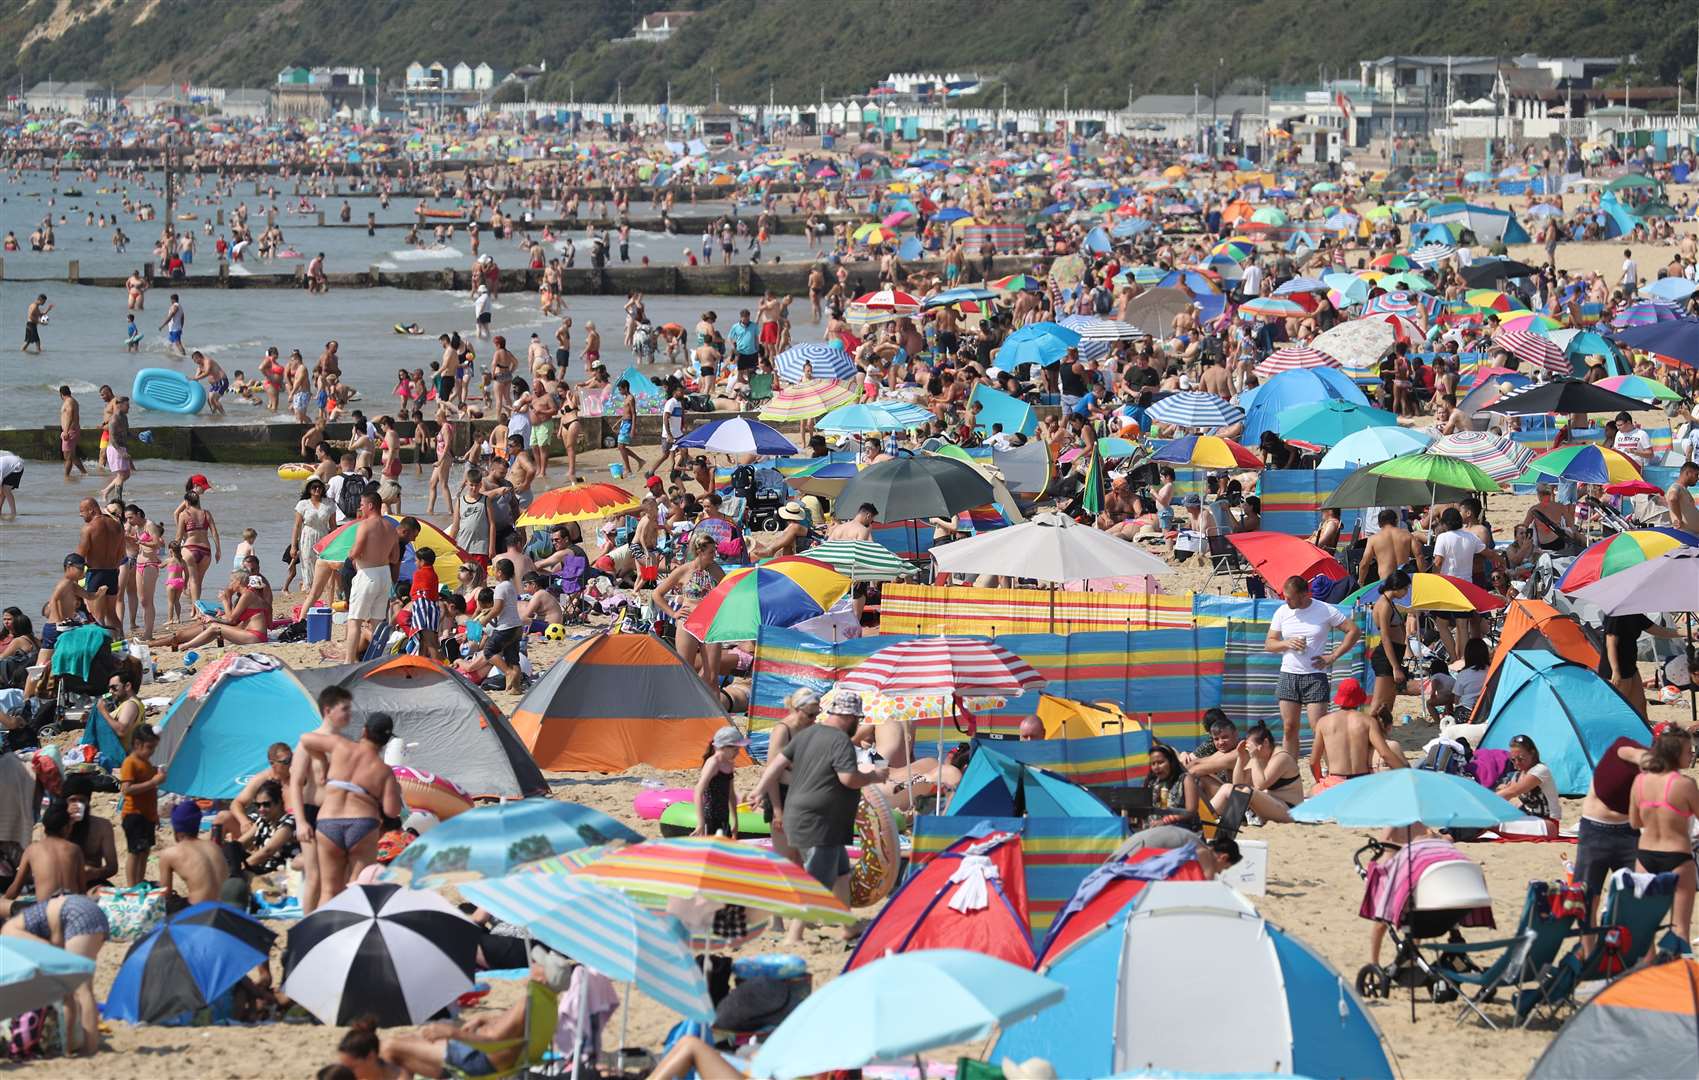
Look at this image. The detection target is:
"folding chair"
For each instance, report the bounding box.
[1424,880,1582,1028]
[1513,869,1677,1027]
[1204,533,1250,593]
[745,372,775,410]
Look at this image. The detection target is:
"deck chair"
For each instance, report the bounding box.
[1204,533,1250,593]
[1513,869,1677,1027]
[446,980,562,1080]
[1424,880,1581,1028]
[746,372,775,410]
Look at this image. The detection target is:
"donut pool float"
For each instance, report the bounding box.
[634,787,692,820]
[849,784,901,908]
[277,463,314,481]
[394,766,474,820]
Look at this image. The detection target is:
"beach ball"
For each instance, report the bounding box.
[543,623,567,642]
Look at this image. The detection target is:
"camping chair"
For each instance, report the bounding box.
[1204,533,1250,594]
[745,372,775,410]
[1423,880,1582,1029]
[359,619,398,662]
[445,980,562,1080]
[553,553,590,622]
[1513,869,1677,1027]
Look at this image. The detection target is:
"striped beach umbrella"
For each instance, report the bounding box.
[1369,252,1414,271]
[677,417,798,457]
[759,379,858,420]
[1055,314,1114,359]
[683,557,850,644]
[1151,434,1262,470]
[1072,317,1149,342]
[801,538,917,581]
[1499,312,1564,334]
[1272,276,1329,295]
[1344,572,1506,614]
[1611,300,1683,329]
[1559,529,1699,593]
[1238,296,1308,319]
[1494,328,1567,374]
[1362,290,1423,317]
[839,636,1046,698]
[517,482,642,527]
[1211,238,1257,262]
[1427,431,1535,484]
[818,402,924,435]
[1409,242,1456,268]
[1521,444,1643,485]
[1465,289,1526,313]
[1254,344,1340,379]
[281,884,482,1027]
[1146,391,1244,430]
[775,341,855,382]
[989,274,1045,294]
[460,873,714,1022]
[571,836,855,924]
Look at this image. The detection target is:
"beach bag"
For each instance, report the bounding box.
[98,883,166,943]
[1418,737,1470,777]
[1,1004,63,1060]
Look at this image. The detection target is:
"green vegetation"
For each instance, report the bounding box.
[3,0,1695,109]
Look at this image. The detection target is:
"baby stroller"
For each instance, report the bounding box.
[1353,836,1494,1019]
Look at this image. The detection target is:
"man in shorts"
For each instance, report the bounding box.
[58,384,84,478]
[21,293,50,354]
[0,450,21,518]
[1265,575,1360,761]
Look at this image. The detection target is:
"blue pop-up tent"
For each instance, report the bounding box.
[1476,650,1652,795]
[970,384,1038,437]
[156,661,320,799]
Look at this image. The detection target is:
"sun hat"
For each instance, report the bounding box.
[824,688,864,718]
[1333,677,1368,709]
[778,500,806,522]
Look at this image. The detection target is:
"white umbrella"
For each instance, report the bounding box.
[1569,547,1699,616]
[929,511,1168,583]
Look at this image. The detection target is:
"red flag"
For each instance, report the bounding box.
[1333,90,1353,127]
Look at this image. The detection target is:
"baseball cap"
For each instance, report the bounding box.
[645,476,664,492]
[188,474,212,491]
[711,725,750,749]
[1333,677,1368,709]
[1183,493,1202,507]
[169,800,204,835]
[63,553,86,568]
[825,688,864,717]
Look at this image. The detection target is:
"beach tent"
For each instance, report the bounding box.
[1426,202,1530,245]
[509,632,731,772]
[1469,600,1599,723]
[969,384,1038,437]
[1475,651,1651,795]
[974,729,1150,789]
[156,658,320,799]
[1034,695,1131,739]
[843,830,1035,973]
[993,882,1394,1079]
[295,656,545,799]
[611,365,664,412]
[948,746,1115,819]
[1530,958,1699,1079]
[1039,843,1209,962]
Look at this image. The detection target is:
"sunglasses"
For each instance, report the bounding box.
[253,800,277,809]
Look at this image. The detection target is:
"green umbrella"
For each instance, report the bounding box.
[1369,451,1501,492]
[1378,271,1434,293]
[797,539,917,582]
[1278,400,1399,445]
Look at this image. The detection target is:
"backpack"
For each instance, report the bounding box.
[730,464,757,497]
[335,473,368,521]
[1418,736,1470,777]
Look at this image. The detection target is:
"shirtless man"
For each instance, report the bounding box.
[826,502,877,541]
[808,263,827,322]
[285,350,313,423]
[297,712,402,903]
[0,803,86,917]
[343,490,400,663]
[22,293,51,354]
[58,776,119,888]
[1198,355,1232,399]
[156,801,231,912]
[1308,678,1408,790]
[314,341,343,395]
[59,385,84,478]
[756,291,785,361]
[191,350,228,416]
[219,742,294,840]
[489,335,518,417]
[98,396,133,503]
[1434,393,1466,436]
[1522,483,1578,554]
[76,498,125,631]
[289,686,348,914]
[1357,508,1427,584]
[1666,460,1699,534]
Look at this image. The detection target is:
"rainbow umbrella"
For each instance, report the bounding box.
[989,273,1045,293]
[570,835,854,924]
[1499,312,1564,333]
[1151,434,1262,470]
[313,517,468,583]
[853,223,897,245]
[1427,431,1535,484]
[1520,444,1643,485]
[1210,238,1257,262]
[1239,296,1307,319]
[758,379,858,421]
[1465,289,1527,313]
[517,482,642,526]
[1362,290,1424,317]
[1344,572,1506,614]
[1559,529,1699,592]
[683,557,850,643]
[1369,253,1414,271]
[1611,300,1684,329]
[1597,374,1682,403]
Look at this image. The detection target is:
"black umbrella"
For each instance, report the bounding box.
[1491,379,1654,416]
[106,902,275,1023]
[1460,259,1539,287]
[836,455,994,522]
[281,883,481,1027]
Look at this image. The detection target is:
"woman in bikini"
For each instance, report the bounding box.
[1212,722,1306,823]
[173,489,219,603]
[297,713,402,904]
[149,578,270,650]
[654,533,725,688]
[1629,726,1698,943]
[127,507,163,639]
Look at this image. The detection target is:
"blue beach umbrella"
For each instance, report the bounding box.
[1005,321,1083,347]
[1317,425,1433,468]
[1276,399,1399,445]
[1243,367,1370,444]
[1291,770,1524,828]
[384,798,641,886]
[106,903,275,1023]
[775,341,854,382]
[753,950,1064,1079]
[1146,391,1245,430]
[677,417,798,456]
[997,334,1072,368]
[0,938,95,1019]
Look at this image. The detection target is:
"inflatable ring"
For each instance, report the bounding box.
[849,784,900,908]
[634,787,692,821]
[393,766,474,820]
[277,463,313,481]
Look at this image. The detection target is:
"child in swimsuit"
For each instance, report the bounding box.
[164,542,188,624]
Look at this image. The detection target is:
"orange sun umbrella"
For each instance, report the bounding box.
[517,482,642,526]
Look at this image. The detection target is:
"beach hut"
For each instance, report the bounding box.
[1468,600,1599,722]
[294,655,546,799]
[993,881,1394,1078]
[844,830,1035,973]
[509,632,731,772]
[156,657,319,799]
[1474,651,1651,795]
[1530,958,1699,1079]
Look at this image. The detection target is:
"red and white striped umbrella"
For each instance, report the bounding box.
[849,288,923,314]
[1254,345,1341,380]
[838,637,1047,698]
[1365,312,1425,344]
[1494,327,1567,375]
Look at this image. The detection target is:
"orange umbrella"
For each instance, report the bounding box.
[517,482,641,526]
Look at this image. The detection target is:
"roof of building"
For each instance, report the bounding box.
[1364,55,1496,67]
[1126,94,1264,116]
[27,80,100,96]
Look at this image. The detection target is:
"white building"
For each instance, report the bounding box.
[450,63,474,91]
[218,88,271,120]
[23,80,103,116]
[473,63,503,90]
[405,61,449,89]
[632,10,695,41]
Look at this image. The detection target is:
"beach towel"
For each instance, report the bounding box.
[48,625,110,683]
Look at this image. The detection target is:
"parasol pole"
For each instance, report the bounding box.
[1689,612,1696,728]
[569,964,590,1080]
[939,691,956,815]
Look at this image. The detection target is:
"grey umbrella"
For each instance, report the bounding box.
[836,456,994,523]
